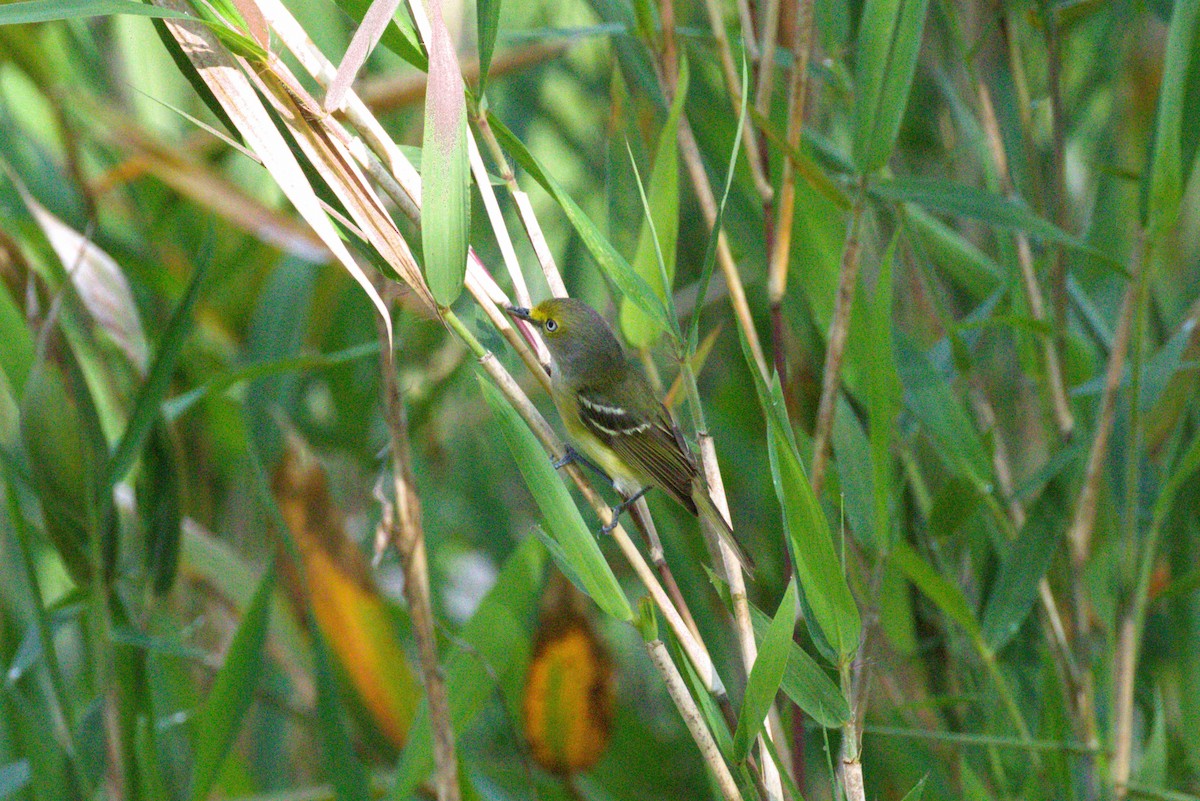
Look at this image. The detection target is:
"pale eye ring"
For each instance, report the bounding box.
[544,318,558,332]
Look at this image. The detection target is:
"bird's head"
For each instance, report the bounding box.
[507,298,624,380]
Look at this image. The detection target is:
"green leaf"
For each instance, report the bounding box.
[20,364,95,584]
[890,540,982,644]
[488,112,671,329]
[421,7,471,306]
[476,0,503,93]
[875,178,1093,257]
[852,0,931,172]
[903,206,1002,300]
[761,374,861,659]
[0,273,35,397]
[140,421,182,596]
[340,0,427,70]
[1144,0,1200,235]
[480,377,631,621]
[980,492,1062,652]
[0,0,191,24]
[392,538,546,799]
[312,629,370,801]
[189,566,275,801]
[103,246,208,490]
[895,334,991,489]
[619,55,686,348]
[733,580,798,761]
[901,776,929,801]
[714,572,849,727]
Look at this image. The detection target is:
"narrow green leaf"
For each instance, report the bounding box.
[0,287,34,398]
[488,112,671,329]
[20,364,95,584]
[903,206,1002,300]
[140,421,182,596]
[340,0,426,70]
[480,377,632,622]
[852,0,931,172]
[831,397,875,548]
[866,233,901,549]
[393,538,546,799]
[421,3,471,306]
[763,374,861,659]
[619,55,686,347]
[895,334,991,489]
[980,492,1062,651]
[890,540,982,643]
[312,630,370,801]
[717,573,849,727]
[1144,0,1200,235]
[901,776,929,801]
[0,0,191,24]
[476,0,503,93]
[104,257,208,490]
[189,567,276,801]
[733,580,798,761]
[875,178,1091,256]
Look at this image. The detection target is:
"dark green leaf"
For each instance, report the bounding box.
[1144,0,1200,234]
[480,377,631,621]
[140,421,182,596]
[189,567,275,801]
[476,0,502,93]
[981,492,1063,652]
[852,0,931,172]
[733,580,797,761]
[312,629,370,801]
[890,540,982,643]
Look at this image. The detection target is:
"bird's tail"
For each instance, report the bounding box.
[692,485,754,575]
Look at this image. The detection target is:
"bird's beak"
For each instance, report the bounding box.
[506,306,534,323]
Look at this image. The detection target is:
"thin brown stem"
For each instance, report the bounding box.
[376,310,461,801]
[976,81,1074,439]
[767,0,814,419]
[809,190,864,497]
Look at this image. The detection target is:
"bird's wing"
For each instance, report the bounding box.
[575,388,698,513]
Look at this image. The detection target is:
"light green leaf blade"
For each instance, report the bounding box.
[1145,0,1200,235]
[480,377,632,622]
[189,567,275,801]
[488,112,671,330]
[421,3,471,306]
[761,375,861,659]
[476,0,502,93]
[852,0,931,172]
[0,0,191,24]
[619,55,686,348]
[733,580,798,761]
[890,540,982,644]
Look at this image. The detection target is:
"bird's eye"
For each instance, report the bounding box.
[544,318,558,332]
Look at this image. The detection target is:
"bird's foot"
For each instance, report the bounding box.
[599,488,650,535]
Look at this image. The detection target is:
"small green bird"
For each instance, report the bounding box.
[508,298,751,573]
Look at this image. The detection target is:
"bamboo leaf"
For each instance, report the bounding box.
[756,368,861,659]
[852,0,931,172]
[189,567,275,801]
[480,377,632,622]
[744,604,848,727]
[421,0,471,306]
[980,492,1062,652]
[155,0,397,343]
[488,112,671,329]
[1144,0,1200,235]
[733,580,797,761]
[619,55,686,347]
[890,540,982,644]
[476,0,503,93]
[339,0,426,70]
[0,0,191,24]
[312,630,371,801]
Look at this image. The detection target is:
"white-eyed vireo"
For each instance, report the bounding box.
[508,298,751,573]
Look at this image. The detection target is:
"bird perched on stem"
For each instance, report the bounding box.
[507,298,751,573]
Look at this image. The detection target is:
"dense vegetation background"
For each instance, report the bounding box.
[0,0,1198,800]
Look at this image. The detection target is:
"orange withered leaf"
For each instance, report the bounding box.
[521,572,615,775]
